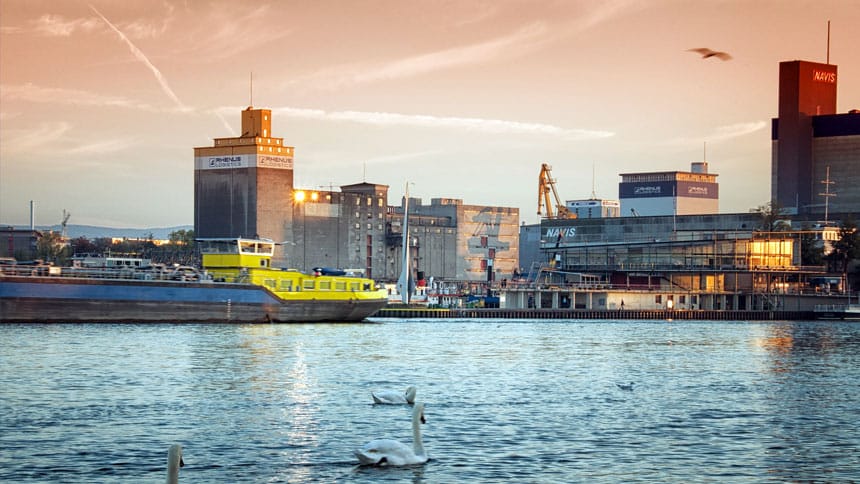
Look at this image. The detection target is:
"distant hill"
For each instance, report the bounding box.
[6,224,194,240]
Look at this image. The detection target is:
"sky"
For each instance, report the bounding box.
[1,0,859,228]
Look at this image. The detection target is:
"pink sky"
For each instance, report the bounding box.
[2,0,859,228]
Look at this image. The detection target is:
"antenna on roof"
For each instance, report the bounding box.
[826,20,831,64]
[703,141,707,162]
[249,72,253,107]
[590,162,596,199]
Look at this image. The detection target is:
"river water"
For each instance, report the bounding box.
[1,319,859,482]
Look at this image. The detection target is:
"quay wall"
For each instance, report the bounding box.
[373,308,817,321]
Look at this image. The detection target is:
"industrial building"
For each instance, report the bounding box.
[772,60,860,215]
[619,161,718,217]
[514,57,858,311]
[194,107,519,284]
[194,107,295,245]
[565,199,621,219]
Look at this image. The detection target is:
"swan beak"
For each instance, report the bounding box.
[180,457,185,468]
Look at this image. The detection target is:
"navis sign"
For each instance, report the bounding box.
[545,227,576,241]
[812,70,836,84]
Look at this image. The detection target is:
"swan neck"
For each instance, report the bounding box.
[412,407,425,456]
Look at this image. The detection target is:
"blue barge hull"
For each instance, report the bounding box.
[0,276,386,323]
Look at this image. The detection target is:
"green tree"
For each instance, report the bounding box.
[756,200,789,232]
[70,237,97,255]
[168,229,195,247]
[798,225,824,266]
[35,231,70,264]
[830,218,860,275]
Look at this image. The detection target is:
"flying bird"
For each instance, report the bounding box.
[688,48,732,61]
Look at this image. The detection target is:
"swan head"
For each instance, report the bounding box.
[404,386,417,404]
[166,444,184,483]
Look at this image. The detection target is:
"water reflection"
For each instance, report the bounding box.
[2,321,859,482]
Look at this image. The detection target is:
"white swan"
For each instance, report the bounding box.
[372,386,417,404]
[354,402,428,466]
[166,444,184,484]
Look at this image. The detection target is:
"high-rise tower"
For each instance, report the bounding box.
[194,107,295,243]
[773,60,837,213]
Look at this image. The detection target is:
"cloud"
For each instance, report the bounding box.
[0,122,73,153]
[288,0,641,90]
[1,83,159,111]
[168,5,291,62]
[291,22,548,90]
[268,106,613,139]
[67,138,138,155]
[364,149,446,165]
[88,4,188,111]
[32,13,101,37]
[663,121,767,146]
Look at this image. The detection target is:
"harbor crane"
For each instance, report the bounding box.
[537,163,576,219]
[61,210,71,238]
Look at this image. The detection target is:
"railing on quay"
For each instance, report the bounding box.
[373,307,817,321]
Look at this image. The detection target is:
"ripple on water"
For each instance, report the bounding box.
[1,321,860,482]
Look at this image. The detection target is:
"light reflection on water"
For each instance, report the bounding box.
[1,320,859,482]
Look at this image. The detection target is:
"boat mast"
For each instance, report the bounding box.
[397,182,411,304]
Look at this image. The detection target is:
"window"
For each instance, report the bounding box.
[303,279,315,290]
[655,295,662,304]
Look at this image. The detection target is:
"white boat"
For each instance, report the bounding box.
[814,302,860,320]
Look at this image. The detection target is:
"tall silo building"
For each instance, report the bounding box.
[194,107,295,249]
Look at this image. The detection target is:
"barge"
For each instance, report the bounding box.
[0,238,388,323]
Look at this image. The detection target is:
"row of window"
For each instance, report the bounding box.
[264,278,368,292]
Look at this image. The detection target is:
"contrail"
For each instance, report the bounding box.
[88,4,187,111]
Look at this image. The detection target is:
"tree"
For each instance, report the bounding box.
[35,231,69,264]
[70,237,97,255]
[168,229,195,246]
[756,200,789,232]
[799,229,824,266]
[829,218,860,275]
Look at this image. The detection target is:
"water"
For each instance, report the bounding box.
[2,319,859,482]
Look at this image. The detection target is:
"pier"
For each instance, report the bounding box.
[373,307,817,321]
